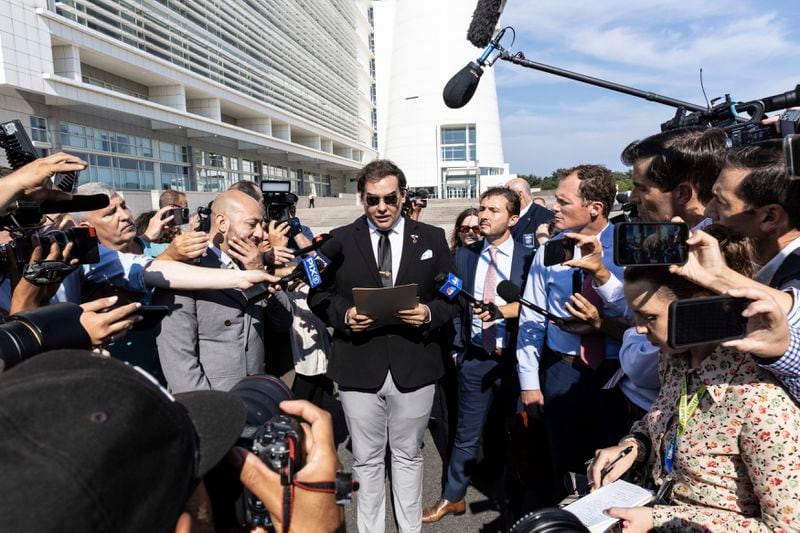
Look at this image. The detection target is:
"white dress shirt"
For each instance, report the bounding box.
[755,235,800,285]
[470,236,514,349]
[366,216,405,286]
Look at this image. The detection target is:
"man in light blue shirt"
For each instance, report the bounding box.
[516,164,624,500]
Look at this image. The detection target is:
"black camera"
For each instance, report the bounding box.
[194,205,212,233]
[228,375,305,528]
[0,120,79,192]
[11,226,100,265]
[0,303,92,373]
[402,189,429,217]
[163,207,190,226]
[261,180,298,222]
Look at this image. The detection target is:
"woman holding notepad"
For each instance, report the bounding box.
[588,230,800,532]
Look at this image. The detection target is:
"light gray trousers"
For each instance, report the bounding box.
[339,370,435,533]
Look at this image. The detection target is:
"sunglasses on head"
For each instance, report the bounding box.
[459,225,481,234]
[365,193,400,207]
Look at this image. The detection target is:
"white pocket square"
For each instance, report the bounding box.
[420,249,433,261]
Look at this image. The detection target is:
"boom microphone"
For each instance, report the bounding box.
[467,0,507,48]
[292,233,331,256]
[443,62,484,109]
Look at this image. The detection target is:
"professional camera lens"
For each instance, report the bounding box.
[0,303,91,373]
[229,375,295,430]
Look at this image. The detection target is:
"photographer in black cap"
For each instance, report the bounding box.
[0,350,344,532]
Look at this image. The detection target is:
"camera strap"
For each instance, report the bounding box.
[22,260,77,286]
[279,469,359,533]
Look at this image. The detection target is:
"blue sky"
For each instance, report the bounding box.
[492,0,800,176]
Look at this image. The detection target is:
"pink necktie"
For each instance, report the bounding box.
[482,246,499,354]
[579,274,604,369]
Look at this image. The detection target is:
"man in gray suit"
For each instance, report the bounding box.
[155,190,290,392]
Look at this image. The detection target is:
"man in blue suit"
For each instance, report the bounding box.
[423,187,535,522]
[506,178,553,251]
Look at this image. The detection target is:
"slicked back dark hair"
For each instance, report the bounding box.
[357,159,407,194]
[480,186,521,216]
[561,164,616,218]
[723,140,797,229]
[621,127,728,204]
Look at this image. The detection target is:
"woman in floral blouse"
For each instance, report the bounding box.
[588,233,800,532]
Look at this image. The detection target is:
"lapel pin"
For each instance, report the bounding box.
[410,234,419,244]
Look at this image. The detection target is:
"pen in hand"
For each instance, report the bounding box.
[588,445,634,488]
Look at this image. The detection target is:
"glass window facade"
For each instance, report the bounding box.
[59,121,190,191]
[441,124,477,161]
[30,116,49,143]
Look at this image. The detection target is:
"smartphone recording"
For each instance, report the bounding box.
[164,207,189,227]
[543,237,575,267]
[614,222,689,266]
[667,295,750,349]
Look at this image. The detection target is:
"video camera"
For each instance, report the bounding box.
[0,120,78,193]
[402,188,429,217]
[0,121,105,277]
[260,180,303,237]
[661,90,800,147]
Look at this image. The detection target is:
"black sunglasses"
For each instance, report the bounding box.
[365,193,400,207]
[459,225,481,234]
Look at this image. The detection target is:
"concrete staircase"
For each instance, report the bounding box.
[296,199,479,236]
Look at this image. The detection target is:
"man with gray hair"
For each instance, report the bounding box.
[505,177,553,251]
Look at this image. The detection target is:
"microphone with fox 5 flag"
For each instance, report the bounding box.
[435,272,501,319]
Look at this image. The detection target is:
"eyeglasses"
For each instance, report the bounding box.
[365,193,400,207]
[458,225,481,234]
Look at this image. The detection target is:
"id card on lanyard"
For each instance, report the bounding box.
[664,375,706,474]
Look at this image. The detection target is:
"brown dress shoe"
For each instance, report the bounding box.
[421,497,466,523]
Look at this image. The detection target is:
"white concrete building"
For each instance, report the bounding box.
[373,0,511,199]
[0,0,377,211]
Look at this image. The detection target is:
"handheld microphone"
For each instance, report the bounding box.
[279,239,342,288]
[435,272,501,319]
[496,281,564,324]
[39,194,110,214]
[292,233,331,256]
[240,239,342,304]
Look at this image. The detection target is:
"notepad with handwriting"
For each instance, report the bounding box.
[563,480,653,532]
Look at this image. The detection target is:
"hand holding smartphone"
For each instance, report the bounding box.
[543,237,575,267]
[668,295,750,349]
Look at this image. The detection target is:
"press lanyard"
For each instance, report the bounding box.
[664,375,706,474]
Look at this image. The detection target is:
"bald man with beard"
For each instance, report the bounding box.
[154,191,291,392]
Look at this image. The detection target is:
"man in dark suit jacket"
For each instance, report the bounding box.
[506,177,553,251]
[422,187,534,523]
[309,160,458,533]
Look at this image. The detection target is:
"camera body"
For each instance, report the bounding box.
[0,120,79,192]
[11,227,100,265]
[242,414,306,526]
[224,375,303,528]
[164,207,190,226]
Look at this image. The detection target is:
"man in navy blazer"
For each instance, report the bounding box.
[506,178,553,251]
[422,187,534,523]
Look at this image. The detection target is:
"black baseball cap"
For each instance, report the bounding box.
[0,350,246,532]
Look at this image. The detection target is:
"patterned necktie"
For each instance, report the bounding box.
[579,273,604,369]
[482,246,499,353]
[378,230,393,287]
